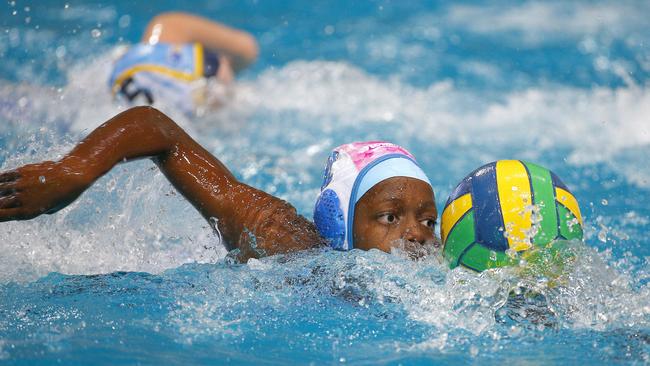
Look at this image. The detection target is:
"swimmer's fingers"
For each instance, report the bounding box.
[0,170,20,183]
[0,191,32,221]
[0,176,25,200]
[0,196,20,209]
[0,185,17,198]
[0,162,86,222]
[0,173,30,221]
[0,190,47,221]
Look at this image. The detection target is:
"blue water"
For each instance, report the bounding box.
[1,0,649,364]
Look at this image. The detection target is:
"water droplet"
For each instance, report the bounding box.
[601,199,608,206]
[55,45,66,59]
[511,185,518,191]
[508,326,522,336]
[209,217,223,244]
[489,251,497,261]
[106,179,117,192]
[519,258,528,267]
[118,14,131,28]
[538,277,549,287]
[38,176,46,183]
[470,345,479,357]
[91,29,102,38]
[598,230,608,243]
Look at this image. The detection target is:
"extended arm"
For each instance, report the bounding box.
[142,12,259,72]
[0,107,322,257]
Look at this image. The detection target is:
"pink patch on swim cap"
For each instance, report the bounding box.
[336,141,415,170]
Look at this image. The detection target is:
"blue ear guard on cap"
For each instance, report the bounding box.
[313,189,346,249]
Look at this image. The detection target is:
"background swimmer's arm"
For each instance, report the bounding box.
[142,12,258,72]
[0,107,322,256]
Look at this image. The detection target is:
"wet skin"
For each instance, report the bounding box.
[0,107,437,260]
[354,177,440,253]
[142,12,258,73]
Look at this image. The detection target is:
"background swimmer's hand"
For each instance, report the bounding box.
[0,157,89,221]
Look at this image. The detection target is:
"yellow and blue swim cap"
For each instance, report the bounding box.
[108,43,220,115]
[313,141,432,250]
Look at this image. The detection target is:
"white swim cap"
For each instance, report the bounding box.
[313,141,431,250]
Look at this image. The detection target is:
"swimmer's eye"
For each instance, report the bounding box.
[378,213,398,225]
[421,219,436,228]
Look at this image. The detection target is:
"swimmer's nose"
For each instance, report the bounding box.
[403,218,427,244]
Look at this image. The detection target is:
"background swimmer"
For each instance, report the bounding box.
[109,12,259,115]
[0,107,439,260]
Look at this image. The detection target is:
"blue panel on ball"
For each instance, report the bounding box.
[550,171,569,192]
[471,162,509,251]
[444,174,472,208]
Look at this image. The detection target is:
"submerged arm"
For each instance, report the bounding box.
[0,106,322,256]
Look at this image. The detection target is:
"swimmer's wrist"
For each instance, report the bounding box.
[59,155,100,186]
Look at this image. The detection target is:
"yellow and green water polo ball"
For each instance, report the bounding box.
[441,160,583,272]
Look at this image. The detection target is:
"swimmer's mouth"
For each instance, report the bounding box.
[389,239,439,260]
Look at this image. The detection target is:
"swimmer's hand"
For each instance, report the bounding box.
[0,157,89,221]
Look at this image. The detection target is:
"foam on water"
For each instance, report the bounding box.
[5,54,649,177]
[2,243,647,363]
[0,54,649,278]
[238,61,650,177]
[443,2,650,46]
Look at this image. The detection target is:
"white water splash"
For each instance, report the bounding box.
[0,57,648,286]
[236,61,650,177]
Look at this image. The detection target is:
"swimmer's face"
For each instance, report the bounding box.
[353,177,440,253]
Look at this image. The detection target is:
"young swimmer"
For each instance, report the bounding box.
[109,12,258,115]
[0,107,439,260]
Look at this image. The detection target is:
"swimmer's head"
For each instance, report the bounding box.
[313,141,439,253]
[109,43,233,116]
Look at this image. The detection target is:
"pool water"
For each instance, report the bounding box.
[1,0,649,364]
